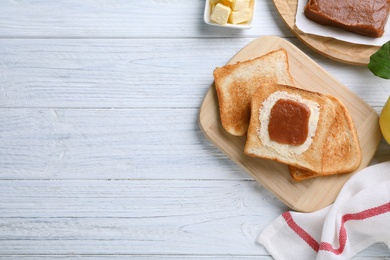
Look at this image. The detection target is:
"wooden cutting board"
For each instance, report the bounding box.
[198,36,381,212]
[273,0,380,65]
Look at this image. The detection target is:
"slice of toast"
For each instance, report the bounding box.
[304,0,390,38]
[213,48,293,136]
[289,96,362,181]
[244,83,361,175]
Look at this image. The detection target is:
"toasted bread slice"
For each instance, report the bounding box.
[213,49,293,136]
[243,83,361,175]
[289,96,362,181]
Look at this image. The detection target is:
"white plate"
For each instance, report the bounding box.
[203,0,256,29]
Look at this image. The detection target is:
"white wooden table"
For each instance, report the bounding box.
[0,1,389,259]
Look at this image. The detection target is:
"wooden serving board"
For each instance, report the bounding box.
[273,0,380,65]
[198,36,381,212]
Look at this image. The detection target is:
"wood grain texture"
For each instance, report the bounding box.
[0,0,289,38]
[0,179,388,257]
[199,36,381,212]
[0,108,251,180]
[0,179,286,255]
[0,39,388,109]
[273,0,381,65]
[0,0,389,258]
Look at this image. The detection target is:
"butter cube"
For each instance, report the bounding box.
[229,7,252,24]
[210,3,231,25]
[232,0,250,11]
[210,0,233,9]
[211,0,233,4]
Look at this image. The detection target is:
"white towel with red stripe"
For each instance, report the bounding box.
[258,161,390,260]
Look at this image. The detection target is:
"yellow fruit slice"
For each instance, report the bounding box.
[380,96,390,144]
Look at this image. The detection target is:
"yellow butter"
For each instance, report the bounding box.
[231,0,250,11]
[229,7,252,24]
[210,0,233,6]
[210,3,231,25]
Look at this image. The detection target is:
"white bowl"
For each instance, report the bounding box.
[203,0,256,29]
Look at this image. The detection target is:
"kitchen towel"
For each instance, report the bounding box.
[258,161,390,260]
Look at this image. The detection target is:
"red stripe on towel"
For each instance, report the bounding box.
[283,202,390,255]
[282,212,319,252]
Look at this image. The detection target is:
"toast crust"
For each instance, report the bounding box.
[289,96,362,181]
[213,49,293,136]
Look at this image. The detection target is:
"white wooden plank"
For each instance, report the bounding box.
[0,256,386,259]
[0,108,388,180]
[0,38,387,110]
[375,142,390,162]
[0,179,287,218]
[0,38,249,108]
[0,179,286,255]
[0,108,251,180]
[0,257,274,259]
[0,239,267,256]
[0,0,290,38]
[0,180,388,257]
